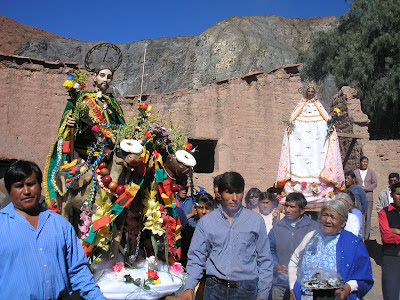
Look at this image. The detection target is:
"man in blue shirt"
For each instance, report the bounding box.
[0,160,105,300]
[177,172,273,300]
[345,171,367,215]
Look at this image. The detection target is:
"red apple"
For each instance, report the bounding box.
[99,162,107,169]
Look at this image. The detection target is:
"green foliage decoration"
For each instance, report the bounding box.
[300,0,400,139]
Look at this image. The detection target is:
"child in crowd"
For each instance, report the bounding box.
[195,193,218,219]
[258,192,280,233]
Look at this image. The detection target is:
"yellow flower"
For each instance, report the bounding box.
[95,225,111,251]
[142,183,165,236]
[328,191,334,197]
[153,279,161,285]
[333,108,340,115]
[146,105,152,112]
[63,80,74,89]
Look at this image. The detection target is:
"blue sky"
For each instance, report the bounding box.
[2,0,350,43]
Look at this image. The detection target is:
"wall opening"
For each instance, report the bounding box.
[188,139,217,173]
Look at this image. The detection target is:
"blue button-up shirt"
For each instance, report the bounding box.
[349,184,367,214]
[0,203,105,300]
[184,205,273,299]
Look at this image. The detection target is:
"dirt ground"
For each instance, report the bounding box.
[363,212,383,299]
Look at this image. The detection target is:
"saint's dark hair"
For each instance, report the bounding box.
[285,192,307,210]
[4,160,42,194]
[218,172,245,194]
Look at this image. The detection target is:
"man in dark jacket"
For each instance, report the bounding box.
[269,192,319,300]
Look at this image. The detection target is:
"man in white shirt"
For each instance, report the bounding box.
[376,172,399,212]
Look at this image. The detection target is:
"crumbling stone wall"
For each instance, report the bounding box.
[1,54,399,197]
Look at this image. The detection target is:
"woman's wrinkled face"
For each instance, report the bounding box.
[249,194,260,207]
[320,209,346,235]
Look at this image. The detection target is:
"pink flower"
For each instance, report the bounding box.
[92,124,100,132]
[327,115,332,121]
[112,261,124,273]
[301,182,307,188]
[170,262,184,274]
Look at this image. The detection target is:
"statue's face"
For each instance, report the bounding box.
[94,69,113,92]
[305,87,315,99]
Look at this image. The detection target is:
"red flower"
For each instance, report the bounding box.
[47,199,59,213]
[144,131,152,139]
[147,269,159,280]
[144,103,148,109]
[301,182,307,188]
[92,124,100,132]
[112,261,124,272]
[186,143,193,150]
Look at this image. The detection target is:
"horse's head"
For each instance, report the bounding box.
[164,150,196,188]
[114,139,145,168]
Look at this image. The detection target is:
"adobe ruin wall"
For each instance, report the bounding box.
[1,53,399,200]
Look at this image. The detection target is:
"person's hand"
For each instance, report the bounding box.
[186,205,197,219]
[175,289,193,300]
[290,289,296,300]
[66,116,76,127]
[274,264,288,275]
[335,283,351,300]
[361,185,367,191]
[272,208,280,223]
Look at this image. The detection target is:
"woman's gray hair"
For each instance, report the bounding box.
[320,200,348,224]
[335,193,353,211]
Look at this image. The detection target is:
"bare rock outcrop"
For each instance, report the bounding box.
[14,15,337,97]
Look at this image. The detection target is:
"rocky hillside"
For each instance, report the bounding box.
[0,15,64,55]
[12,15,337,98]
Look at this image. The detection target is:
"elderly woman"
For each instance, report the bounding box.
[335,193,361,237]
[288,200,373,300]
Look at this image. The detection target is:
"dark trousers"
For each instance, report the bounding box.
[203,276,258,300]
[363,201,373,240]
[382,255,400,300]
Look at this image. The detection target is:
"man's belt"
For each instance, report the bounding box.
[207,275,238,288]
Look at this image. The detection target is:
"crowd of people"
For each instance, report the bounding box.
[176,166,400,300]
[1,60,399,300]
